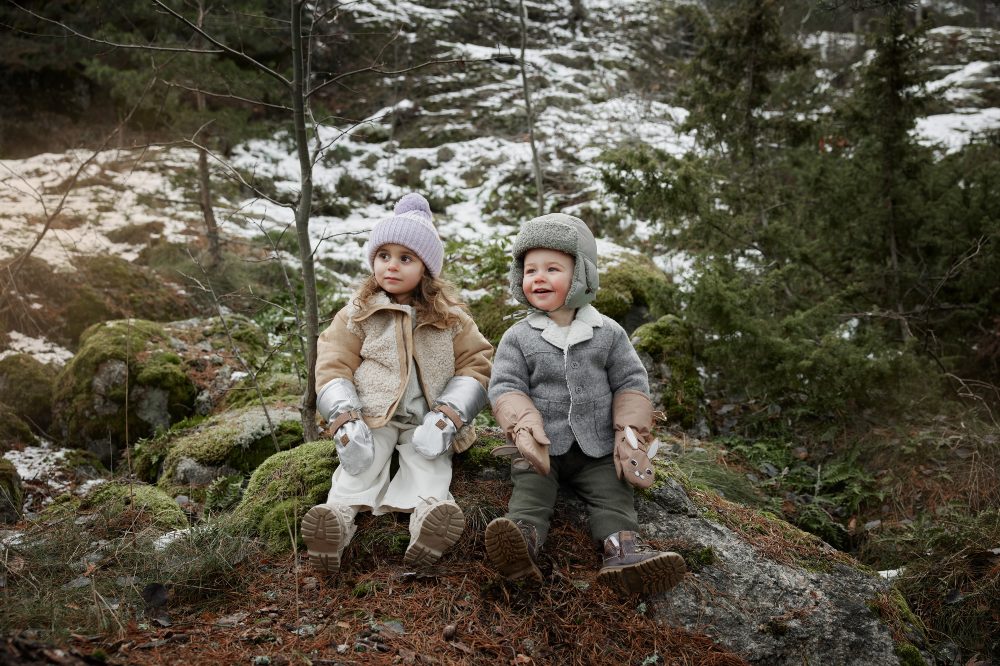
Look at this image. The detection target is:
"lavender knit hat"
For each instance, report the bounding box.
[366,193,444,277]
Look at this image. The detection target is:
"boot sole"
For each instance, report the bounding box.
[301,505,348,574]
[403,502,466,567]
[597,551,686,595]
[485,518,543,584]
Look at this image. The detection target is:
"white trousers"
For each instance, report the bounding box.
[325,418,454,515]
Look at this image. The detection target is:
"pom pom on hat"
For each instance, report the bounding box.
[366,193,444,277]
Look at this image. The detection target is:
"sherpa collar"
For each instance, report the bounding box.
[526,305,603,350]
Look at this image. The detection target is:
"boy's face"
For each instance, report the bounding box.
[522,248,574,312]
[373,243,425,304]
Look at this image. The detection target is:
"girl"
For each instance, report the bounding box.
[302,192,493,573]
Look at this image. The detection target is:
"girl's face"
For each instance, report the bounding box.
[522,248,574,313]
[373,243,425,304]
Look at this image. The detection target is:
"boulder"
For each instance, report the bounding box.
[44,480,188,531]
[51,315,269,465]
[0,458,24,524]
[52,320,197,464]
[0,354,57,432]
[0,403,39,452]
[132,405,302,490]
[632,314,705,431]
[643,478,923,665]
[234,439,338,552]
[594,253,677,333]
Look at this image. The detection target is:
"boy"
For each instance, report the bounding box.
[486,213,686,595]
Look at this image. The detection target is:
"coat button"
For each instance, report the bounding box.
[572,361,580,368]
[576,386,583,393]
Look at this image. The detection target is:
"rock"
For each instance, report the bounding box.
[0,403,38,452]
[234,439,339,552]
[51,315,269,465]
[43,480,188,531]
[632,315,705,430]
[594,253,677,333]
[0,458,24,524]
[0,354,57,432]
[640,480,911,665]
[132,405,302,488]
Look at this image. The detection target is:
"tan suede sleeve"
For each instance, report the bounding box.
[315,307,364,390]
[451,311,493,390]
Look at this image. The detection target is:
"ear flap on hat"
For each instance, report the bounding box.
[563,253,599,309]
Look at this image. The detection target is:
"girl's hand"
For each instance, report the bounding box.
[334,419,375,475]
[412,411,457,458]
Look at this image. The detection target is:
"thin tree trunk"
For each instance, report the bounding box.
[195,1,221,267]
[291,0,320,441]
[518,0,544,216]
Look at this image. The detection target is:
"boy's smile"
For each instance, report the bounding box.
[522,248,574,315]
[374,243,425,304]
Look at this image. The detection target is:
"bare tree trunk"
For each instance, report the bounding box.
[195,0,221,267]
[291,1,320,442]
[518,0,545,216]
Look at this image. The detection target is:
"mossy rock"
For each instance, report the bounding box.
[0,354,57,432]
[51,320,198,464]
[632,314,704,429]
[0,458,24,524]
[86,481,188,530]
[234,439,338,552]
[594,253,677,332]
[144,405,303,489]
[0,402,39,452]
[220,372,303,411]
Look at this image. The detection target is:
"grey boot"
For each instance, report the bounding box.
[596,530,686,595]
[301,503,357,574]
[485,517,543,584]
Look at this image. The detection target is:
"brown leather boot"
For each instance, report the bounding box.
[485,517,543,584]
[596,531,686,595]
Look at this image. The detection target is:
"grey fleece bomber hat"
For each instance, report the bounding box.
[508,213,599,310]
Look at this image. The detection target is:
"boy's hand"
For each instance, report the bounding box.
[492,392,551,475]
[613,426,655,489]
[612,390,656,489]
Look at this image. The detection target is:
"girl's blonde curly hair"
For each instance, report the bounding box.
[352,272,466,328]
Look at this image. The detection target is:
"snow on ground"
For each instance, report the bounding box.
[0,331,74,366]
[916,107,1000,152]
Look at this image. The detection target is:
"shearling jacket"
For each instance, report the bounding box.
[487,305,649,458]
[315,291,493,431]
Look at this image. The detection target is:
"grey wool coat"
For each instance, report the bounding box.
[488,305,650,458]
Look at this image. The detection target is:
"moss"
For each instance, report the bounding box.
[632,315,704,428]
[52,319,198,457]
[235,439,339,552]
[78,481,188,530]
[594,255,676,332]
[0,458,24,524]
[132,417,205,483]
[0,354,57,431]
[220,372,303,410]
[455,427,506,472]
[157,405,303,487]
[200,314,267,359]
[466,293,519,349]
[0,403,39,451]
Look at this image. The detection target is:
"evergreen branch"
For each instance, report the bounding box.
[149,0,291,87]
[7,2,223,54]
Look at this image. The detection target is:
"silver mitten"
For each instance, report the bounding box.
[317,378,375,475]
[412,376,487,459]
